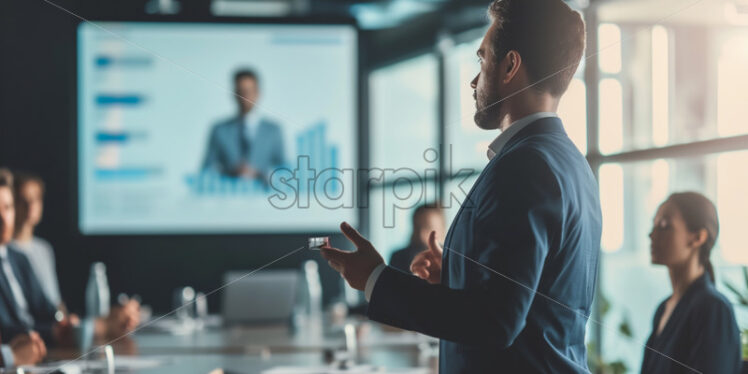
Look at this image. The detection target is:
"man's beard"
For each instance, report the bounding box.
[473,90,503,130]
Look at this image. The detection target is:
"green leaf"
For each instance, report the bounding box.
[599,292,610,318]
[619,316,633,339]
[724,281,748,306]
[609,361,628,374]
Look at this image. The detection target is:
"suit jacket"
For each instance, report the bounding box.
[0,245,58,345]
[202,116,286,178]
[641,273,742,374]
[367,117,602,373]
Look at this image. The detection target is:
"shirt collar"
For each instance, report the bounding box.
[487,112,558,160]
[0,245,6,259]
[243,110,261,129]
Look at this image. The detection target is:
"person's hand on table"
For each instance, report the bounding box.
[52,313,78,346]
[101,299,141,338]
[10,331,47,366]
[409,231,443,284]
[320,222,384,291]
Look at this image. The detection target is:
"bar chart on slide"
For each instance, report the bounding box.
[184,121,342,197]
[294,121,341,196]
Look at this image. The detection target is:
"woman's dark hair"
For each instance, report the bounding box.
[666,192,719,282]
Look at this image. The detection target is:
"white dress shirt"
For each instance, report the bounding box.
[0,246,34,326]
[243,110,261,144]
[11,237,60,306]
[364,112,559,302]
[0,343,13,368]
[486,112,558,159]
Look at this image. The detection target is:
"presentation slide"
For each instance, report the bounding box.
[77,22,357,234]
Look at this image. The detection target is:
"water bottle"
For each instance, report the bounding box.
[86,262,111,317]
[304,260,323,317]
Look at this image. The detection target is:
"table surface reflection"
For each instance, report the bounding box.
[42,316,438,374]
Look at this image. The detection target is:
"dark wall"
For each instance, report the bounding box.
[0,0,351,314]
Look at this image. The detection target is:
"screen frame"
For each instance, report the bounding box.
[73,15,362,237]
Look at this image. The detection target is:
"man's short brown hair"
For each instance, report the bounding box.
[13,171,45,196]
[488,0,585,97]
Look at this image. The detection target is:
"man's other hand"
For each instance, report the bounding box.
[410,231,443,284]
[104,299,141,338]
[10,331,46,366]
[320,222,384,291]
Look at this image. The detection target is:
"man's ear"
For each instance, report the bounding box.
[502,50,523,84]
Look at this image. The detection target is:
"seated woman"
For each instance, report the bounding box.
[641,192,742,373]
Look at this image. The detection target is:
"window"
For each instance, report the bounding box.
[717,32,748,137]
[597,24,748,155]
[370,54,439,171]
[717,150,748,264]
[368,53,440,262]
[444,38,490,172]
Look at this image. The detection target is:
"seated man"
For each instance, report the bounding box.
[389,203,445,273]
[0,331,47,368]
[0,168,139,347]
[12,172,63,308]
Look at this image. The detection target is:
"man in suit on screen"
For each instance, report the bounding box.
[202,69,286,181]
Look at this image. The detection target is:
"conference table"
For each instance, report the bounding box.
[40,315,439,374]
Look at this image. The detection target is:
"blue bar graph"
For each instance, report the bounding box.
[297,122,338,172]
[95,55,153,68]
[95,131,144,143]
[96,94,144,106]
[296,122,341,195]
[95,168,159,181]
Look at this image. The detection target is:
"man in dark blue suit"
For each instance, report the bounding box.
[321,0,601,372]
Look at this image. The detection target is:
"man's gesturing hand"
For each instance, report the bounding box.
[320,222,384,291]
[410,231,443,284]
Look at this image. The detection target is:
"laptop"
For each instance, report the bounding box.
[221,270,299,325]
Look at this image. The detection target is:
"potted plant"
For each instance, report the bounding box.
[587,292,633,374]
